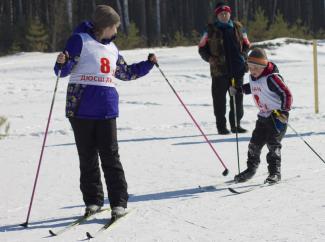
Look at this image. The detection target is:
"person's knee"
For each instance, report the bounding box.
[267,145,281,160]
[248,143,261,157]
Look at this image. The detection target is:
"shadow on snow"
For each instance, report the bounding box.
[173,132,325,146]
[46,131,325,147]
[1,179,270,233]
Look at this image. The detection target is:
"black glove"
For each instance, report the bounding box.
[229,86,237,96]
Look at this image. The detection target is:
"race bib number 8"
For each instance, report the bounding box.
[100,58,110,73]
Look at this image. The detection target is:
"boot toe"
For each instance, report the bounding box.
[231,126,247,133]
[234,168,256,183]
[218,128,230,135]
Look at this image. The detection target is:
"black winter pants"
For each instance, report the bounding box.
[247,115,287,174]
[211,75,244,129]
[69,118,128,208]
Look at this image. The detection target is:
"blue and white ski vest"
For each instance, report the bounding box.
[69,33,118,87]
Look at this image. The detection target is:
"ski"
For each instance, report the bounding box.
[228,175,301,195]
[86,210,131,239]
[49,208,110,236]
[228,182,273,194]
[198,173,270,192]
[198,179,236,192]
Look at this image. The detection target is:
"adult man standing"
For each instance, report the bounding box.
[199,1,250,134]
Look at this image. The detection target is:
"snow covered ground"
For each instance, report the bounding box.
[0,39,325,242]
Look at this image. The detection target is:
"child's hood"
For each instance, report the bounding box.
[73,21,94,35]
[253,62,279,80]
[72,21,114,45]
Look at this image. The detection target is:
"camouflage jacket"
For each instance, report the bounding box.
[198,20,250,78]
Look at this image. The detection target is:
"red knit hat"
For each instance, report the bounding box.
[215,2,231,16]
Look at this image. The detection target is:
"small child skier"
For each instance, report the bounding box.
[229,47,293,184]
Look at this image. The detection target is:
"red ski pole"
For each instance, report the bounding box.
[20,68,62,227]
[155,63,229,176]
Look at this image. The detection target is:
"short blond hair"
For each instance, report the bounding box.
[93,5,120,34]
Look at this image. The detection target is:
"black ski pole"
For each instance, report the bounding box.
[230,78,240,174]
[155,63,229,176]
[20,67,62,228]
[287,123,325,164]
[273,110,325,164]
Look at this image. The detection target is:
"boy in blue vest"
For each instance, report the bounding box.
[55,5,157,217]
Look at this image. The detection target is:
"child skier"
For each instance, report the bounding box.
[54,5,157,217]
[229,47,292,184]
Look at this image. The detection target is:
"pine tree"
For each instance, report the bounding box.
[247,7,269,42]
[289,19,312,39]
[189,29,200,45]
[9,40,22,54]
[170,31,190,47]
[26,17,49,52]
[268,10,290,39]
[115,22,143,50]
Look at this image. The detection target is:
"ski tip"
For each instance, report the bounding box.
[228,187,241,194]
[86,232,94,239]
[49,230,57,236]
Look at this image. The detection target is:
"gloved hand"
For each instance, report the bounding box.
[56,51,69,65]
[229,86,238,96]
[148,53,157,64]
[272,110,289,133]
[209,57,217,65]
[273,110,288,123]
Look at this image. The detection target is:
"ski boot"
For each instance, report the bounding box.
[85,204,102,216]
[111,206,126,218]
[234,168,256,183]
[265,173,281,184]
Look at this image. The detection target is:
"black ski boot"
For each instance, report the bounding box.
[265,173,281,184]
[218,127,230,135]
[231,126,247,133]
[111,206,126,218]
[265,165,281,184]
[85,205,102,216]
[234,168,256,183]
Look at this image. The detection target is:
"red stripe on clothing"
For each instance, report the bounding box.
[242,33,251,47]
[198,33,208,48]
[272,74,293,110]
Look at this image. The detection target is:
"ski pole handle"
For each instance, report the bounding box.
[273,110,281,117]
[273,110,288,124]
[231,78,236,87]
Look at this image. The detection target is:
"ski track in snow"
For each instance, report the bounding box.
[0,39,325,241]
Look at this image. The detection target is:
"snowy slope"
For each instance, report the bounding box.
[0,39,325,242]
